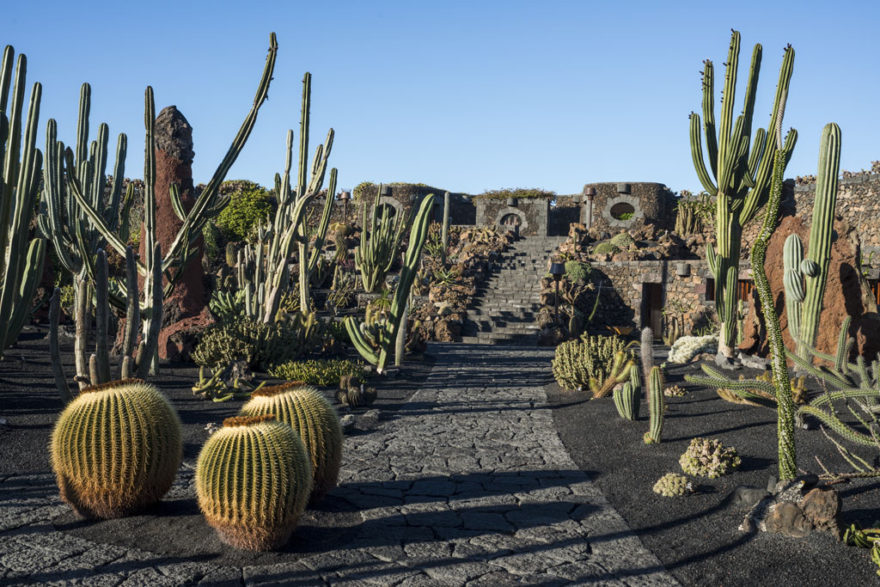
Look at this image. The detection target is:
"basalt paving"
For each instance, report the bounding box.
[0,344,676,586]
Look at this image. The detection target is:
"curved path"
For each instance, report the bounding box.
[0,344,677,585]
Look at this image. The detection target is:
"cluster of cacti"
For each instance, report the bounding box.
[209,288,246,323]
[240,383,343,503]
[191,366,265,402]
[192,313,317,371]
[0,45,47,356]
[268,358,365,387]
[664,385,687,397]
[643,366,665,444]
[613,363,642,420]
[690,30,797,358]
[673,192,713,237]
[336,380,377,408]
[195,415,312,550]
[781,124,841,362]
[50,379,183,518]
[236,73,336,324]
[49,35,279,376]
[843,524,880,577]
[661,311,684,347]
[667,334,718,364]
[652,473,694,497]
[345,194,435,373]
[355,185,408,293]
[678,437,741,478]
[551,334,632,393]
[558,261,600,338]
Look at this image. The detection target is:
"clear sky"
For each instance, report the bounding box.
[4,0,878,196]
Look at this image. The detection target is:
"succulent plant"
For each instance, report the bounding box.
[664,385,687,397]
[239,383,343,503]
[50,379,182,518]
[679,437,741,478]
[551,334,631,393]
[652,473,694,497]
[195,415,312,551]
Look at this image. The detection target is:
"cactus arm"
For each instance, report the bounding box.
[48,288,73,404]
[797,404,879,448]
[343,316,379,366]
[305,166,336,274]
[168,183,187,222]
[689,113,717,195]
[136,243,163,378]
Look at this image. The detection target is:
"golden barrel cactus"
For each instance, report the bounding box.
[195,415,312,550]
[50,379,182,518]
[239,383,343,503]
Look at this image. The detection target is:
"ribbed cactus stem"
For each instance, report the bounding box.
[613,364,642,421]
[48,288,72,404]
[441,191,450,264]
[783,233,805,343]
[121,246,139,378]
[640,327,654,394]
[797,123,841,362]
[644,366,664,444]
[95,249,110,384]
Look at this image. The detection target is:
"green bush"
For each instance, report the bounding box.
[216,182,274,242]
[202,221,224,262]
[269,358,365,387]
[592,241,621,256]
[564,260,591,283]
[609,232,635,249]
[473,187,556,200]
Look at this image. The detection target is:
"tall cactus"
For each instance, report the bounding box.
[355,185,407,293]
[0,45,46,355]
[643,366,664,444]
[345,194,434,373]
[63,34,278,374]
[795,123,841,361]
[689,30,797,358]
[441,191,450,264]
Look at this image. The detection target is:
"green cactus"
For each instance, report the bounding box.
[592,241,620,256]
[50,379,183,518]
[0,45,47,356]
[613,364,642,421]
[679,437,741,478]
[355,185,408,293]
[195,414,312,550]
[441,191,450,264]
[782,233,805,344]
[239,383,343,503]
[643,366,664,444]
[640,327,654,391]
[345,194,435,373]
[689,30,796,358]
[795,123,841,362]
[551,334,631,393]
[653,473,694,497]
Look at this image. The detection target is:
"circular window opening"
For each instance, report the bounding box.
[376,203,397,219]
[609,202,635,221]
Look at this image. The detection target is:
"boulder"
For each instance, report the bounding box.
[738,214,880,362]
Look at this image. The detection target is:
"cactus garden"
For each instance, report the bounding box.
[2,17,880,587]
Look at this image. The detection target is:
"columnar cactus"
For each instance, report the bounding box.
[643,366,664,444]
[195,415,312,550]
[239,383,343,503]
[689,30,797,358]
[0,45,47,356]
[50,379,183,518]
[355,185,408,293]
[441,191,450,264]
[346,193,435,373]
[613,364,642,421]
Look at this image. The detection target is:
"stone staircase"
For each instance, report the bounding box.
[460,236,568,345]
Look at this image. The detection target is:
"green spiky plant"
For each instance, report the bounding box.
[0,45,46,356]
[613,363,642,421]
[441,191,450,264]
[195,414,312,551]
[689,30,796,360]
[239,383,343,503]
[355,185,408,293]
[643,366,664,444]
[345,194,434,373]
[61,33,278,375]
[50,379,183,518]
[781,124,841,362]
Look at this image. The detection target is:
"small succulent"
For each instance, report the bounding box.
[652,473,694,497]
[664,385,687,397]
[679,437,741,478]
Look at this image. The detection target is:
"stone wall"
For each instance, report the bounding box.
[474,197,550,237]
[582,182,676,234]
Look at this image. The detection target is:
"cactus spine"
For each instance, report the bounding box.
[614,364,642,421]
[346,194,435,373]
[195,415,312,550]
[239,383,343,503]
[355,185,407,293]
[689,31,796,358]
[643,366,664,444]
[796,123,841,361]
[0,46,47,356]
[50,379,183,518]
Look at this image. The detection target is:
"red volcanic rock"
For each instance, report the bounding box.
[158,306,214,363]
[738,215,880,362]
[139,106,207,359]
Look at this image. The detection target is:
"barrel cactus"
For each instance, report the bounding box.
[239,383,343,503]
[652,473,694,497]
[195,415,312,550]
[50,379,182,518]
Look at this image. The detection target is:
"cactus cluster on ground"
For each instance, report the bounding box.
[653,473,694,497]
[551,334,633,394]
[678,437,741,478]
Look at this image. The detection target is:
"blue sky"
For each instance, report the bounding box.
[4,1,878,196]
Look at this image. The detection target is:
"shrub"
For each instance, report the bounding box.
[268,358,365,387]
[592,241,621,256]
[564,260,591,283]
[216,182,274,242]
[609,232,635,249]
[551,334,630,392]
[473,187,556,200]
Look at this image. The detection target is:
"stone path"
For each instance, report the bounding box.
[0,344,677,586]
